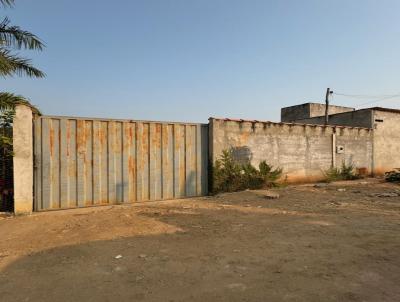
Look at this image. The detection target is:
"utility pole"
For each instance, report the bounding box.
[325,88,333,125]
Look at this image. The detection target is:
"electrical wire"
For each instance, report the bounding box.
[332,91,400,107]
[357,95,400,107]
[333,92,400,99]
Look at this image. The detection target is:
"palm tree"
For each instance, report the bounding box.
[0,91,40,113]
[0,0,44,110]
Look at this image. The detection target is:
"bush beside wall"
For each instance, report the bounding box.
[211,149,282,194]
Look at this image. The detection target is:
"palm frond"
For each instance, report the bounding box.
[0,17,44,50]
[0,0,14,8]
[0,48,45,78]
[0,91,41,114]
[0,91,30,110]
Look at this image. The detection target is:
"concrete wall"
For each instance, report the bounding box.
[13,104,33,214]
[281,103,311,122]
[372,110,400,174]
[294,109,373,128]
[209,118,373,183]
[309,103,355,118]
[281,103,354,122]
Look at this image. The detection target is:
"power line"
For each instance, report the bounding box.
[333,92,400,99]
[357,95,400,107]
[331,91,400,107]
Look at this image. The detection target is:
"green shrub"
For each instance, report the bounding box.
[211,149,282,194]
[325,161,360,182]
[0,108,14,156]
[259,160,283,183]
[385,169,400,183]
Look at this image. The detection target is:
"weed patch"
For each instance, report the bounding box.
[325,161,360,182]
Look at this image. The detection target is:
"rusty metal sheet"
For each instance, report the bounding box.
[162,124,174,199]
[33,118,42,211]
[33,116,208,211]
[185,125,196,197]
[174,124,185,198]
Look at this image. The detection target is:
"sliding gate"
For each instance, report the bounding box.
[33,116,208,211]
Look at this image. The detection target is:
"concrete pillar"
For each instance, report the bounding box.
[13,104,33,214]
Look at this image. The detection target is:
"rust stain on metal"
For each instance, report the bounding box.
[123,123,133,150]
[128,155,136,179]
[162,125,169,147]
[126,123,133,141]
[108,122,122,153]
[98,123,106,146]
[34,116,208,211]
[154,124,162,148]
[142,124,149,164]
[49,124,54,157]
[66,121,70,157]
[114,122,120,153]
[84,121,92,170]
[177,126,185,192]
[76,120,86,152]
[174,125,181,151]
[129,125,133,140]
[186,126,192,148]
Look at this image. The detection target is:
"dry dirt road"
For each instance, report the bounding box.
[0,179,399,302]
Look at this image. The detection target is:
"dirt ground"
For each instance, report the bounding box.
[0,179,399,302]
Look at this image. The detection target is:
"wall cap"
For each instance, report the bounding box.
[209,117,373,131]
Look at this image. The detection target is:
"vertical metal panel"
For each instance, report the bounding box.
[136,123,143,202]
[107,121,116,203]
[76,120,87,207]
[99,121,108,203]
[33,118,42,211]
[50,119,60,208]
[114,122,123,203]
[59,119,69,209]
[162,124,174,199]
[126,122,136,202]
[41,118,51,210]
[92,120,102,205]
[174,124,186,198]
[185,125,197,197]
[67,120,77,207]
[33,116,208,211]
[196,124,202,196]
[122,122,131,203]
[137,123,150,201]
[85,121,93,205]
[149,123,162,200]
[201,124,209,195]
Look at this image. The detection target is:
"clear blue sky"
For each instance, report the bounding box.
[3,0,400,122]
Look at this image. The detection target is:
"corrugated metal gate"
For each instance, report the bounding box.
[33,116,208,211]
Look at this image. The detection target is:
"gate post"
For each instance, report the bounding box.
[13,104,33,215]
